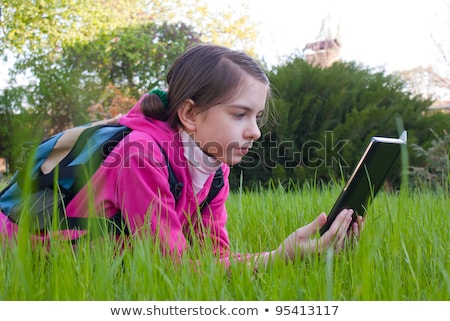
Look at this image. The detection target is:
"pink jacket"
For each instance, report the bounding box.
[0,97,252,262]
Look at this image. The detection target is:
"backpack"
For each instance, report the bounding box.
[0,119,224,234]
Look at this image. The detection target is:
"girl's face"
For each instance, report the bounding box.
[186,74,268,165]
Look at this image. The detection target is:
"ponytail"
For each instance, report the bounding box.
[140,89,169,121]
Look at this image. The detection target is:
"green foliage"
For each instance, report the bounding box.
[0,90,16,161]
[0,88,40,172]
[0,0,147,56]
[82,22,200,97]
[145,0,258,55]
[1,1,447,190]
[0,0,257,163]
[230,57,440,190]
[409,129,449,191]
[20,21,200,134]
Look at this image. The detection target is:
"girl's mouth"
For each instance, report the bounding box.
[236,147,249,156]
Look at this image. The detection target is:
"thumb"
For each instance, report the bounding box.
[302,213,327,236]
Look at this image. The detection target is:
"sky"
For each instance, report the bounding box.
[216,0,449,74]
[1,0,449,97]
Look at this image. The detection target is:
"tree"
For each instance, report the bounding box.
[0,0,257,156]
[409,128,449,191]
[0,89,17,162]
[1,0,257,83]
[145,0,257,55]
[0,0,146,59]
[16,21,200,134]
[0,87,37,171]
[230,57,435,190]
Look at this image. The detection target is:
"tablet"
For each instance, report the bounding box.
[319,131,407,235]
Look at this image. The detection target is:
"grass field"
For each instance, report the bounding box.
[0,180,449,301]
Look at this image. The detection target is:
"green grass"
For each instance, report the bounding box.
[0,180,449,300]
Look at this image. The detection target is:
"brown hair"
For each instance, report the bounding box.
[141,43,271,128]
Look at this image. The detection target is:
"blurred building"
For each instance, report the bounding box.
[303,39,341,68]
[428,100,450,114]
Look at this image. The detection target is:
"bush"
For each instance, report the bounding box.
[409,129,449,191]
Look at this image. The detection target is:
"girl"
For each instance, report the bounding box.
[0,44,362,268]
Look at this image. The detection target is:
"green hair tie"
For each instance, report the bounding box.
[149,88,168,108]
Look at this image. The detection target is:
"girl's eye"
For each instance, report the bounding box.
[234,113,245,119]
[256,114,263,123]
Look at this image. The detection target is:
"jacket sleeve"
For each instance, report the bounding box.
[115,149,187,257]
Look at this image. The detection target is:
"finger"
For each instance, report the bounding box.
[336,222,349,249]
[351,223,360,247]
[303,213,327,236]
[357,215,365,232]
[334,211,354,247]
[326,209,353,238]
[353,219,360,235]
[346,219,358,237]
[334,231,349,254]
[320,209,353,255]
[346,223,355,239]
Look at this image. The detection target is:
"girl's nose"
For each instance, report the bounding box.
[245,119,261,141]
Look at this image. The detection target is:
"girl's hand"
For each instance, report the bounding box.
[276,209,359,261]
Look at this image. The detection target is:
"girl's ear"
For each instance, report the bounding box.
[177,99,197,132]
